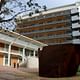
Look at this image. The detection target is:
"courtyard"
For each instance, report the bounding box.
[0,66,80,80]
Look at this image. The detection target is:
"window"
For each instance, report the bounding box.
[31,24,36,26]
[31,51,33,56]
[25,50,34,57]
[66,22,72,26]
[19,48,23,54]
[30,53,34,56]
[47,21,53,24]
[25,49,30,56]
[65,30,72,34]
[66,37,72,40]
[35,51,38,57]
[5,55,8,65]
[4,44,9,51]
[19,57,22,62]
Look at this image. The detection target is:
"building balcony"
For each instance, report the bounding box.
[17,19,71,30]
[31,19,70,28]
[34,33,72,40]
[0,47,8,53]
[72,39,80,44]
[23,11,70,22]
[72,30,80,36]
[72,23,80,29]
[0,47,23,56]
[48,40,72,45]
[71,15,79,21]
[11,50,22,56]
[71,8,78,14]
[21,27,71,35]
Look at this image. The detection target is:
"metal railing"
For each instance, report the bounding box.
[24,11,70,22]
[0,47,8,52]
[48,40,72,45]
[34,33,72,40]
[21,27,71,35]
[17,19,71,29]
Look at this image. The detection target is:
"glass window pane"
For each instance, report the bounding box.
[5,55,8,65]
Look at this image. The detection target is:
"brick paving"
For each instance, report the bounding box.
[0,66,80,80]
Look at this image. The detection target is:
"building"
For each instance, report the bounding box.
[16,2,80,45]
[0,29,47,68]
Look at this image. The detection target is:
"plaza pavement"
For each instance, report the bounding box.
[0,66,80,80]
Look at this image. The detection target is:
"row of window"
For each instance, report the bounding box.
[29,15,68,26]
[25,52,38,57]
[0,44,38,57]
[33,33,72,40]
[22,10,70,22]
[17,14,71,29]
[23,29,72,39]
[39,36,72,44]
[23,49,38,57]
[17,20,72,34]
[17,23,67,32]
[40,38,65,43]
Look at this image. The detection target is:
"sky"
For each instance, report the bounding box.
[37,0,78,9]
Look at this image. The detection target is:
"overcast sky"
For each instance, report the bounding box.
[37,0,78,9]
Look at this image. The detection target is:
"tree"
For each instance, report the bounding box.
[0,0,47,31]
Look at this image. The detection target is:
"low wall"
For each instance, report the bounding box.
[27,57,39,69]
[20,57,39,69]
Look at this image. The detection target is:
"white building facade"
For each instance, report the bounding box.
[0,29,47,68]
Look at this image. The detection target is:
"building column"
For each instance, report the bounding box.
[7,35,21,66]
[3,56,5,66]
[33,50,36,57]
[22,47,25,63]
[8,44,11,66]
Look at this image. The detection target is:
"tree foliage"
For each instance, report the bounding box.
[0,0,47,31]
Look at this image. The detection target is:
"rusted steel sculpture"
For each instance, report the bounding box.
[39,44,80,77]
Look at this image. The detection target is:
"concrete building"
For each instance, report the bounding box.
[16,2,80,45]
[0,29,47,68]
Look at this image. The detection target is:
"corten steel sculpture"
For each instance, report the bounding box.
[39,44,80,77]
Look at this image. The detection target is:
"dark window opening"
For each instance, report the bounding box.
[30,53,34,56]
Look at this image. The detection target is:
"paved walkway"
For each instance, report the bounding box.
[0,66,80,80]
[0,66,38,80]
